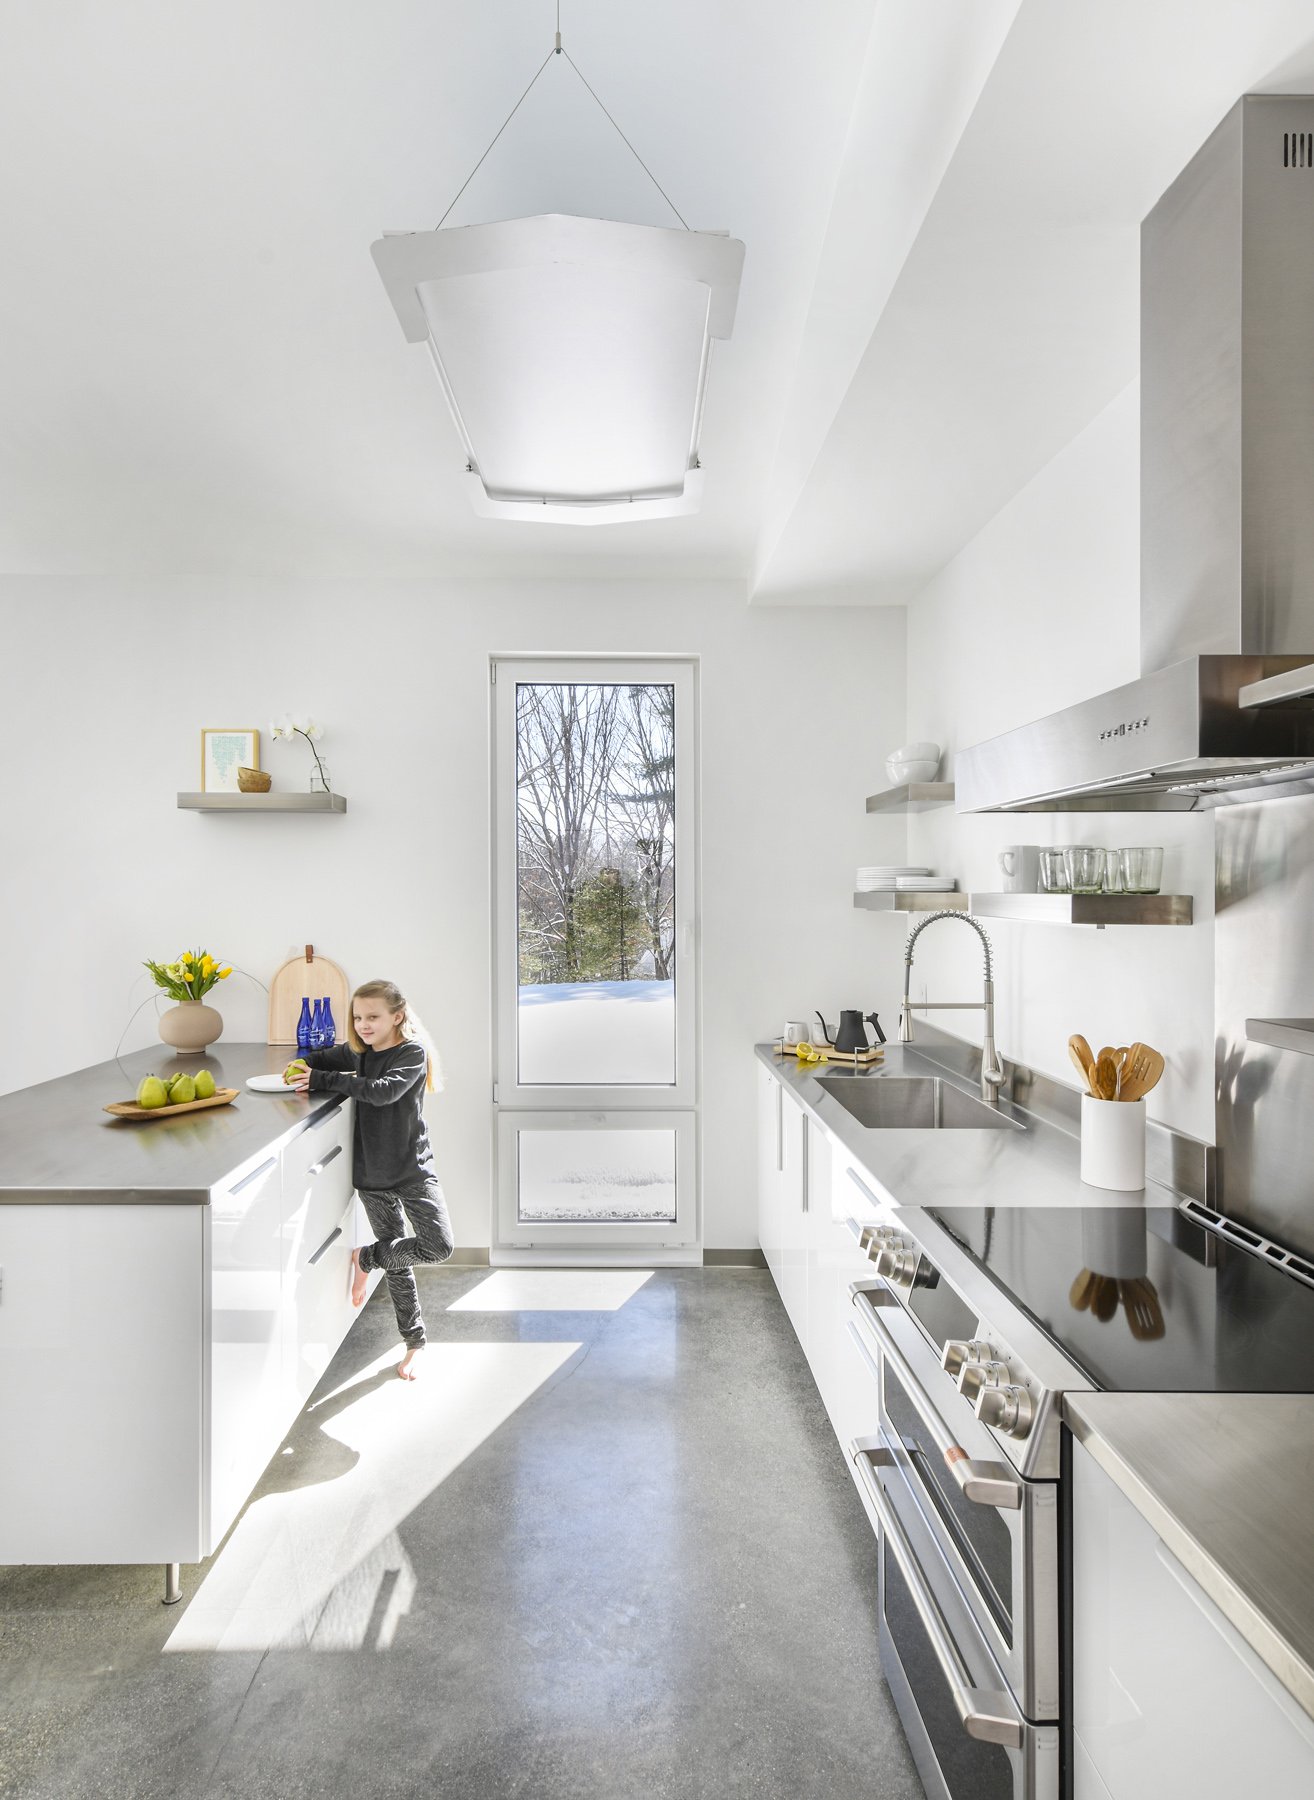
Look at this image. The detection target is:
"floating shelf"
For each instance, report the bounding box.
[968,892,1193,926]
[854,890,967,913]
[1246,1018,1314,1055]
[177,792,347,813]
[866,781,955,813]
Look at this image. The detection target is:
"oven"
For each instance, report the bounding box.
[846,1277,1061,1800]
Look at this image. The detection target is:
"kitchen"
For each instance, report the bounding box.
[4,3,1314,1797]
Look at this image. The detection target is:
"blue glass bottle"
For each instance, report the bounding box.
[320,995,336,1048]
[297,996,314,1053]
[309,997,327,1049]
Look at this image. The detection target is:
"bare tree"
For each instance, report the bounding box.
[610,685,676,978]
[516,684,622,981]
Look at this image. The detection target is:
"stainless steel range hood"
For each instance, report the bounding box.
[957,97,1314,814]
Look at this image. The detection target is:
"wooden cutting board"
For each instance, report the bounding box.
[267,944,350,1045]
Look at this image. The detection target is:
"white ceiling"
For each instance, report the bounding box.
[4,1,1314,592]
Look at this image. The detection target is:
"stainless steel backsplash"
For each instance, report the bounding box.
[1216,795,1314,1258]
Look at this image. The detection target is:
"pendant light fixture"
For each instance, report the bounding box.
[371,7,744,524]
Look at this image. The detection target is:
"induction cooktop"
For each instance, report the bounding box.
[927,1203,1314,1395]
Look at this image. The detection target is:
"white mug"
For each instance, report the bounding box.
[999,845,1040,893]
[784,1020,810,1045]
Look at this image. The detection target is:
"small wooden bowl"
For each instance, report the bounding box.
[238,766,272,793]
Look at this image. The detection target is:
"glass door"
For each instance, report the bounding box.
[493,659,697,1254]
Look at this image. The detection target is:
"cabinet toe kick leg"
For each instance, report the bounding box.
[163,1563,182,1606]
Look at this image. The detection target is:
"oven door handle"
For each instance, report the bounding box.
[850,1436,1024,1750]
[849,1281,1023,1513]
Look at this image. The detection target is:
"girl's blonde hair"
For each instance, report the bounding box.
[348,979,442,1092]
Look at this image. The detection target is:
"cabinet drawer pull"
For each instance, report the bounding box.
[846,1166,882,1209]
[228,1155,277,1196]
[308,1226,342,1266]
[849,1435,1024,1749]
[309,1143,343,1177]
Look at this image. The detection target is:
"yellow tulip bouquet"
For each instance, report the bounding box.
[143,948,233,1001]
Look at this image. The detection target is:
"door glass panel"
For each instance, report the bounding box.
[517,1127,677,1224]
[516,681,676,1086]
[883,1551,1015,1800]
[883,1365,1014,1641]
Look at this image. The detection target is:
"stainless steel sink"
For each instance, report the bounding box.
[817,1075,1020,1131]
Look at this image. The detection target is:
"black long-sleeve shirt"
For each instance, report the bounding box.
[301,1040,433,1191]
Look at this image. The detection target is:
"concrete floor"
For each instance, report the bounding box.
[0,1268,923,1800]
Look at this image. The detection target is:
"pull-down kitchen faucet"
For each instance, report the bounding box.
[899,910,1005,1107]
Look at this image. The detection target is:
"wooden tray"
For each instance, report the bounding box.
[104,1087,239,1121]
[775,1042,886,1066]
[268,944,350,1045]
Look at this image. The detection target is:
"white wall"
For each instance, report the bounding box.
[904,381,1216,1142]
[0,578,907,1248]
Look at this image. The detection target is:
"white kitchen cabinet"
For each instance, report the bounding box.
[0,1097,372,1575]
[805,1139,883,1446]
[0,1205,204,1565]
[776,1086,810,1346]
[756,1060,784,1281]
[1072,1437,1314,1799]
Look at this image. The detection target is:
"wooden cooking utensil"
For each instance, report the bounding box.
[1119,1043,1165,1102]
[1092,1052,1120,1101]
[1069,1269,1098,1311]
[1091,1275,1119,1322]
[1120,1278,1165,1341]
[1068,1034,1097,1096]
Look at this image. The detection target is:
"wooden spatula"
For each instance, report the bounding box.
[1068,1035,1097,1096]
[1092,1051,1120,1101]
[1120,1043,1165,1101]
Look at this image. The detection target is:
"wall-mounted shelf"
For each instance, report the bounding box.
[968,893,1193,926]
[178,792,347,813]
[1246,1018,1314,1055]
[854,890,967,913]
[866,781,955,813]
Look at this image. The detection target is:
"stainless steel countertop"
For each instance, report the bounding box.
[756,1040,1165,1212]
[1065,1391,1314,1722]
[0,1044,343,1204]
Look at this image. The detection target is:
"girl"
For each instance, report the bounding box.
[288,979,452,1379]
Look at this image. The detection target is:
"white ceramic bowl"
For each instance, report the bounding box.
[886,756,940,785]
[889,740,941,764]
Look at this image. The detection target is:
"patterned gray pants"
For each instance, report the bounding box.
[357,1178,454,1348]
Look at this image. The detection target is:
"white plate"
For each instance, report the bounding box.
[856,866,929,876]
[246,1072,296,1093]
[896,877,956,890]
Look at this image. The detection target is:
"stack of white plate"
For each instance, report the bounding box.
[895,874,957,891]
[857,865,930,890]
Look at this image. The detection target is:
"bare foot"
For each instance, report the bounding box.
[397,1344,422,1381]
[349,1249,369,1308]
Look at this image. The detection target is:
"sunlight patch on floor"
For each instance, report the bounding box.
[164,1340,580,1653]
[446,1269,655,1313]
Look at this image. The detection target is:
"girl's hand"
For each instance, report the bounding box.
[283,1058,309,1087]
[290,1070,313,1092]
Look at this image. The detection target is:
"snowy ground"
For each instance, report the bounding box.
[515,981,677,1222]
[516,979,675,1087]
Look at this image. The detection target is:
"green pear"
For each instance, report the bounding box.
[283,1059,309,1084]
[193,1068,216,1100]
[136,1075,169,1110]
[169,1074,197,1105]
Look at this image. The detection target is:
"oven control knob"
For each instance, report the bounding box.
[956,1360,1009,1403]
[941,1339,991,1378]
[872,1242,918,1287]
[861,1224,900,1256]
[975,1384,1035,1439]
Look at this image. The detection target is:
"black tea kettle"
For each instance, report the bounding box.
[815,1010,886,1054]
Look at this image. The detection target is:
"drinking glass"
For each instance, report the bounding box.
[1119,846,1164,894]
[1064,845,1106,894]
[1039,849,1069,893]
[1103,850,1124,893]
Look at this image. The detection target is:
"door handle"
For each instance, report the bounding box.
[849,1437,1024,1749]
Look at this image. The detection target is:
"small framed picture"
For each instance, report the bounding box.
[201,728,259,792]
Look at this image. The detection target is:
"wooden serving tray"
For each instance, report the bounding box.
[775,1042,885,1066]
[104,1087,239,1122]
